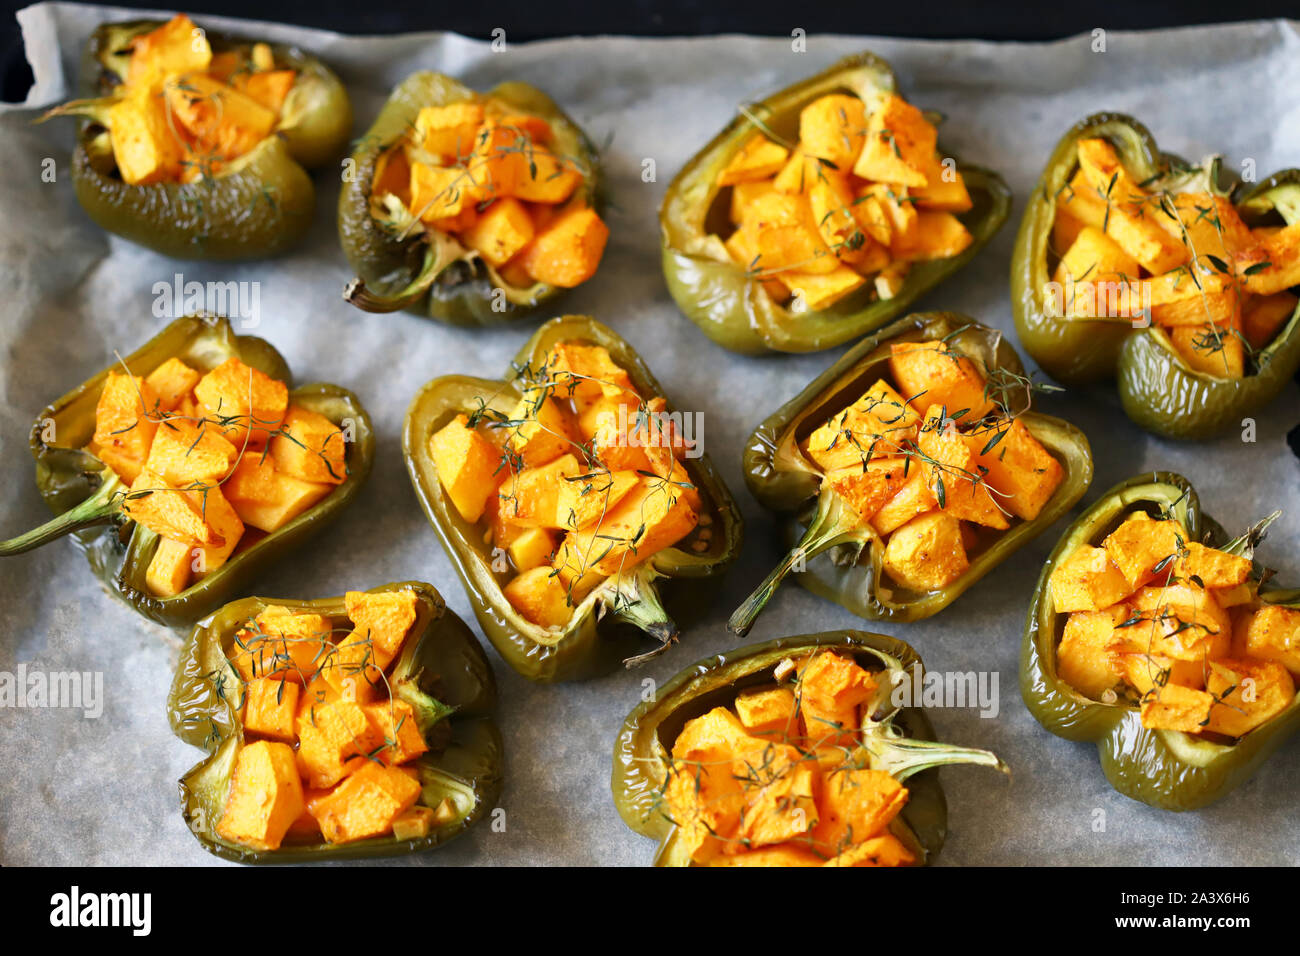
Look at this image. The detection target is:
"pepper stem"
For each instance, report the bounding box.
[393,667,457,737]
[1221,510,1281,561]
[728,492,869,637]
[34,96,118,127]
[608,566,679,668]
[343,243,443,313]
[861,726,1009,782]
[0,470,125,557]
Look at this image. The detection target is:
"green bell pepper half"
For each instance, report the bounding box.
[1010,112,1300,440]
[660,51,1012,355]
[403,314,744,682]
[2,314,374,629]
[168,580,501,863]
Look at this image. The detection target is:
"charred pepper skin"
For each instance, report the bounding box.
[61,19,352,261]
[14,315,374,629]
[612,631,981,866]
[339,72,605,327]
[1011,112,1300,440]
[403,315,744,682]
[660,52,1012,355]
[1021,471,1300,811]
[168,581,502,863]
[738,311,1093,625]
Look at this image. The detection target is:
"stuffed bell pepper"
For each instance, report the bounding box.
[2,315,373,628]
[1023,471,1300,810]
[168,581,501,862]
[341,72,608,326]
[612,631,1005,866]
[1012,113,1300,439]
[661,52,1011,354]
[730,311,1092,634]
[404,315,743,681]
[39,14,352,260]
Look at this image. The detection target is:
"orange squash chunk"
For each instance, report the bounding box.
[216,740,303,852]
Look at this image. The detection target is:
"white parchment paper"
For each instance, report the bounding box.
[2,2,1298,866]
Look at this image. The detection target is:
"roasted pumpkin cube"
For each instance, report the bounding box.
[1202,658,1295,737]
[1049,544,1134,613]
[123,469,222,547]
[109,87,186,185]
[850,192,894,246]
[222,452,332,532]
[242,677,299,743]
[810,768,908,857]
[165,73,277,162]
[1143,272,1238,329]
[889,341,991,421]
[552,470,698,582]
[233,69,296,115]
[409,163,470,222]
[125,14,212,89]
[1173,542,1251,589]
[579,398,653,473]
[511,148,583,204]
[799,94,866,168]
[391,805,437,841]
[555,469,641,532]
[430,413,504,523]
[890,210,973,262]
[808,174,876,268]
[734,685,800,738]
[912,154,972,213]
[1158,192,1255,259]
[1116,652,1206,696]
[194,357,287,449]
[1236,222,1300,296]
[144,357,200,412]
[413,101,485,161]
[270,404,347,485]
[295,699,383,789]
[1102,515,1186,589]
[1075,138,1187,274]
[541,341,636,407]
[508,526,556,572]
[461,197,535,266]
[709,845,823,867]
[460,122,522,201]
[881,510,969,592]
[1054,171,1108,247]
[505,392,578,467]
[858,183,917,244]
[824,457,911,524]
[215,741,303,852]
[145,536,195,598]
[93,372,161,482]
[1139,683,1216,733]
[917,407,1008,529]
[345,589,419,663]
[189,484,244,576]
[1056,226,1139,287]
[310,761,423,844]
[664,744,746,863]
[798,649,878,714]
[806,379,920,471]
[871,471,935,536]
[1242,606,1300,678]
[519,205,609,287]
[971,418,1063,521]
[1170,323,1245,379]
[1241,292,1297,349]
[504,565,577,628]
[1112,583,1231,662]
[729,179,776,224]
[757,218,839,276]
[734,744,819,850]
[1057,607,1127,698]
[233,608,334,683]
[717,134,790,186]
[852,95,935,188]
[145,417,237,485]
[822,833,915,867]
[496,454,581,530]
[364,699,430,766]
[785,265,868,310]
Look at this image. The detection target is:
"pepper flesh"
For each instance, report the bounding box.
[6,315,373,628]
[734,311,1093,627]
[339,72,605,327]
[611,631,1006,866]
[403,315,744,682]
[43,18,352,261]
[661,52,1011,355]
[1021,471,1300,810]
[1010,112,1300,440]
[168,581,501,863]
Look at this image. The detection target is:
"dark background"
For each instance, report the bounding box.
[3,0,1298,101]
